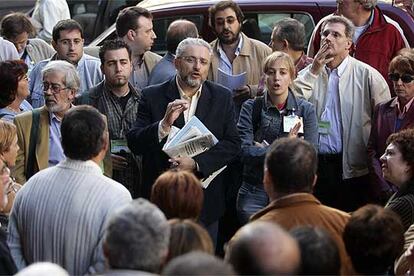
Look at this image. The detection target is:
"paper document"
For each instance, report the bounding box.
[162,116,226,188]
[217,68,247,91]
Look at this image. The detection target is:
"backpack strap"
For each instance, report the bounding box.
[26,109,41,179]
[252,96,264,135]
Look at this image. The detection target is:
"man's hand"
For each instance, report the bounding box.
[111,154,128,170]
[169,157,196,171]
[233,85,251,105]
[162,99,189,132]
[310,41,334,75]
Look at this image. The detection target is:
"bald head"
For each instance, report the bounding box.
[167,20,198,54]
[226,221,301,275]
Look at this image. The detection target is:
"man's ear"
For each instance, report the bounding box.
[52,41,58,51]
[126,30,135,42]
[263,167,274,199]
[311,174,318,192]
[282,39,289,51]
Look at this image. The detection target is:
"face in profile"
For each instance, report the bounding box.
[380,143,412,187]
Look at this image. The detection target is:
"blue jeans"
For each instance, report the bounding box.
[236,182,269,225]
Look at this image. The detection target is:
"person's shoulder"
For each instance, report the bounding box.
[82,53,101,63]
[204,80,232,95]
[99,176,132,199]
[145,51,162,61]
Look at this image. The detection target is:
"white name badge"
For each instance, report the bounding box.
[283,115,304,133]
[110,139,131,154]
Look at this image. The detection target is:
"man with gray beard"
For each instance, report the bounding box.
[127,38,240,246]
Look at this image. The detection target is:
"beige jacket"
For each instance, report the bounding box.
[294,56,390,179]
[209,32,271,94]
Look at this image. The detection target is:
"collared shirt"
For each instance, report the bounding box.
[158,77,202,140]
[295,52,314,74]
[217,35,243,75]
[353,10,374,43]
[395,96,414,119]
[130,55,149,91]
[48,111,65,167]
[319,56,350,154]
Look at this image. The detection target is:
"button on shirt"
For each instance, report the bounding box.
[48,112,65,167]
[130,56,149,91]
[319,56,349,154]
[217,35,243,74]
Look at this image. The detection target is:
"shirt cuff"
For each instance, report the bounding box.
[158,119,170,142]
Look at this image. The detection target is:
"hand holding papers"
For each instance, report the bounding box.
[217,68,247,91]
[163,116,227,188]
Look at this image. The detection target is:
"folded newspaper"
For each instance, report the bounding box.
[162,116,227,188]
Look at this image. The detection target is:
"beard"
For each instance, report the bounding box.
[178,73,203,88]
[217,29,241,45]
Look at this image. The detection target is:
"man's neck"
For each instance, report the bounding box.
[220,35,241,63]
[327,53,349,70]
[132,52,145,65]
[289,50,304,65]
[107,82,130,98]
[177,78,199,98]
[346,10,371,27]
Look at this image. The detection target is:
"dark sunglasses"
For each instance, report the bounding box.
[388,73,414,83]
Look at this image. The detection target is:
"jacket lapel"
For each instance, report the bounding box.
[195,83,212,121]
[36,107,50,170]
[166,78,185,128]
[400,101,414,129]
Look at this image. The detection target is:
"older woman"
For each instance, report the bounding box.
[150,170,204,220]
[381,128,414,231]
[0,60,32,121]
[368,49,414,204]
[236,51,318,224]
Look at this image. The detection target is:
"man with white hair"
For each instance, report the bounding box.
[103,198,170,274]
[127,37,240,245]
[308,0,408,94]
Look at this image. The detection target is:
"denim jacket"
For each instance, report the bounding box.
[237,89,318,186]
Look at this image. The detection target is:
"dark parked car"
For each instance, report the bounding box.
[85,0,414,57]
[0,0,36,20]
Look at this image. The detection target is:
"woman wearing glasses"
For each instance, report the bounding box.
[0,60,32,121]
[368,49,414,205]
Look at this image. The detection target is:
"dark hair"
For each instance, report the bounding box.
[208,0,244,29]
[1,12,35,39]
[151,170,204,220]
[265,138,317,194]
[99,39,132,64]
[343,204,404,275]
[166,20,198,54]
[61,105,107,160]
[167,219,214,262]
[0,60,28,108]
[162,252,235,275]
[386,128,414,178]
[52,19,84,42]
[290,226,341,275]
[273,18,306,51]
[116,6,152,37]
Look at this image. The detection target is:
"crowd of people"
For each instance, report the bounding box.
[0,0,413,274]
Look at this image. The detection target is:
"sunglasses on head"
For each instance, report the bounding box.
[388,73,414,83]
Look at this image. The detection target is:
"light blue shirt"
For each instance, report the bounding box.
[217,34,243,75]
[48,112,65,167]
[29,53,103,108]
[0,100,33,122]
[319,56,349,154]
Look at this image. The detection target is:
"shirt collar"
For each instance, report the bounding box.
[217,33,243,57]
[175,77,202,100]
[395,96,414,117]
[325,55,349,77]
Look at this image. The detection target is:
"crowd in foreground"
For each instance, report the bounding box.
[0,0,414,275]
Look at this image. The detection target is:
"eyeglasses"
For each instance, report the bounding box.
[215,16,237,26]
[388,73,414,83]
[42,82,70,94]
[179,56,209,66]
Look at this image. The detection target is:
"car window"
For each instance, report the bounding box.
[152,15,204,54]
[244,12,315,50]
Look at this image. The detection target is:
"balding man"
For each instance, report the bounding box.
[148,20,198,86]
[225,221,301,275]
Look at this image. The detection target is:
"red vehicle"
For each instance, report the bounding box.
[85,0,414,56]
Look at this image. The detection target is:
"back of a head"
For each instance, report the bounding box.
[104,198,171,273]
[226,221,301,275]
[15,262,68,276]
[166,20,198,54]
[151,170,204,220]
[265,137,317,195]
[290,226,341,275]
[162,251,235,275]
[116,6,152,37]
[61,105,107,161]
[167,219,214,262]
[1,12,34,39]
[273,18,306,51]
[343,204,404,275]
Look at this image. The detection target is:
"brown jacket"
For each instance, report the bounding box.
[251,193,353,275]
[209,32,271,95]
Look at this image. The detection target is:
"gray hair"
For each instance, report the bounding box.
[356,0,377,10]
[273,18,306,51]
[175,38,213,58]
[321,15,355,40]
[41,60,80,92]
[104,198,171,273]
